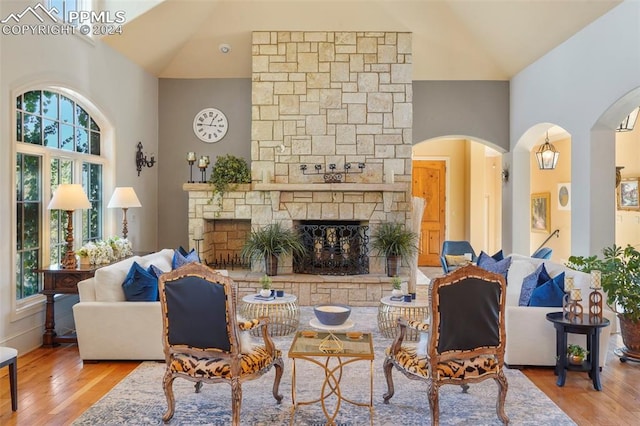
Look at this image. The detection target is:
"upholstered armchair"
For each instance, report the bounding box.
[159,263,284,425]
[439,240,477,274]
[382,264,509,425]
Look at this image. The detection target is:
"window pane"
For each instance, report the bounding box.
[90,131,101,155]
[60,96,74,124]
[76,127,89,153]
[60,124,74,151]
[16,111,22,142]
[22,90,41,114]
[23,202,40,249]
[16,94,21,109]
[23,114,42,145]
[76,105,89,128]
[23,155,41,201]
[43,119,59,148]
[83,162,103,242]
[21,249,40,297]
[42,91,58,120]
[90,118,99,131]
[16,203,23,251]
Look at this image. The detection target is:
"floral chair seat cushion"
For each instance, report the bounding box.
[385,346,500,380]
[169,346,281,379]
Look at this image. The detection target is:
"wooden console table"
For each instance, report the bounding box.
[37,263,100,347]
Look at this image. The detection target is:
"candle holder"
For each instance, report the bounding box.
[567,299,583,321]
[186,152,196,183]
[198,156,209,183]
[589,288,603,321]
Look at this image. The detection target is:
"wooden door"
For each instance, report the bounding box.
[412,160,446,266]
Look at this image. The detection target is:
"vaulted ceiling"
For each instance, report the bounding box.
[102,0,621,80]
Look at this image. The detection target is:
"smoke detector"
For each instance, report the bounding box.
[219,44,231,54]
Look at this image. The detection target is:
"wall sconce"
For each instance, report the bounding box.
[300,162,365,183]
[47,184,92,269]
[535,132,559,170]
[501,166,509,183]
[135,141,155,176]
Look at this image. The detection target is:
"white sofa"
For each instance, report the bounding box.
[504,254,616,367]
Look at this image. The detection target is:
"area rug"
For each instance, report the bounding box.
[73,307,575,426]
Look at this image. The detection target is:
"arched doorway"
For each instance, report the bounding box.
[412,137,503,266]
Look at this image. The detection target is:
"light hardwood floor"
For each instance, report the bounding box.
[0,333,639,425]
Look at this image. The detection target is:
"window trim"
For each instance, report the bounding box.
[11,83,116,321]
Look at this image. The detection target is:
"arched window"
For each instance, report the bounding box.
[15,89,106,301]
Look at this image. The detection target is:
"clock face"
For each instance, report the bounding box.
[193,108,228,143]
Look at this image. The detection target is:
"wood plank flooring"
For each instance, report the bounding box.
[0,333,639,425]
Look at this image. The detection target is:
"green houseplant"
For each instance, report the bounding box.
[259,275,272,297]
[371,222,418,277]
[241,222,306,276]
[208,154,251,212]
[567,344,588,365]
[390,276,403,297]
[568,244,640,358]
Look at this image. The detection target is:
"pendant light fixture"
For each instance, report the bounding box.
[536,131,559,170]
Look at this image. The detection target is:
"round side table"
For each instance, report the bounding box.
[239,293,300,337]
[378,296,429,341]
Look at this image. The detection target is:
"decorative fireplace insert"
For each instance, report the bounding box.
[294,220,369,275]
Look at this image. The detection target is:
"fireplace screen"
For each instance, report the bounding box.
[294,221,369,275]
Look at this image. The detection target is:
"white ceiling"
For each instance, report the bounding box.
[102,0,621,80]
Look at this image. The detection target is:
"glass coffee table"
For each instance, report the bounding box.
[288,330,374,425]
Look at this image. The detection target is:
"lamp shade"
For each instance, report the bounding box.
[47,184,92,210]
[108,187,142,209]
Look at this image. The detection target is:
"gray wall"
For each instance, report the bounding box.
[157,79,509,248]
[412,81,510,151]
[158,79,252,249]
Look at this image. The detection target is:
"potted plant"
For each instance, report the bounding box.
[391,276,403,297]
[567,344,588,365]
[208,154,251,213]
[259,275,272,297]
[371,222,418,277]
[568,244,640,359]
[241,222,306,276]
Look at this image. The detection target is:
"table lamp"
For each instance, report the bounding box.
[47,184,92,269]
[107,187,142,239]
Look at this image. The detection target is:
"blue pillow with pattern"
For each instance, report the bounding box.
[529,272,565,307]
[477,251,512,281]
[518,263,552,306]
[122,261,159,302]
[172,248,200,269]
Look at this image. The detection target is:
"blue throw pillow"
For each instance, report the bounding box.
[122,261,159,302]
[518,263,552,306]
[172,248,200,269]
[477,251,512,281]
[529,272,565,307]
[491,250,504,261]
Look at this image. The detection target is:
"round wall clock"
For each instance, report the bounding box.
[193,107,228,143]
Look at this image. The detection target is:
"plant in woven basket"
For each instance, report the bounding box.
[207,154,251,212]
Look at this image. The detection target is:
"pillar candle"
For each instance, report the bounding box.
[590,270,602,289]
[198,157,207,167]
[570,288,582,301]
[187,151,196,162]
[193,225,203,240]
[564,276,574,292]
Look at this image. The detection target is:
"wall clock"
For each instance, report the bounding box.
[193,107,228,143]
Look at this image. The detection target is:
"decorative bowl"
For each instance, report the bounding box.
[313,304,352,326]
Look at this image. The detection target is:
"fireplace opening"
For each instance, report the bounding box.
[294,220,369,275]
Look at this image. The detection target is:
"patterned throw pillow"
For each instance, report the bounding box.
[122,261,159,301]
[477,251,512,281]
[445,254,470,266]
[518,263,552,306]
[171,248,200,269]
[529,272,566,307]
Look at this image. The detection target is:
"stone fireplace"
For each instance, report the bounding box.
[184,31,414,305]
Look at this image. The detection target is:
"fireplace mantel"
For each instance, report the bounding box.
[182,182,407,192]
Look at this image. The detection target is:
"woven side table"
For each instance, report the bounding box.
[240,293,300,337]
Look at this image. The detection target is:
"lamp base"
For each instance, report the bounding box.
[61,250,77,269]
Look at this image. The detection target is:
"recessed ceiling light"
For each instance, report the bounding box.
[219,44,231,54]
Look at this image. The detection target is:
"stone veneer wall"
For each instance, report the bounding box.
[184,31,415,300]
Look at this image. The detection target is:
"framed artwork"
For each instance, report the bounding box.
[557,183,571,211]
[617,178,640,211]
[531,192,551,233]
